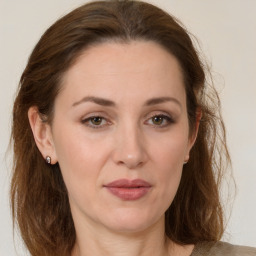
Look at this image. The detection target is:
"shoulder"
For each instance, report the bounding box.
[191,241,256,256]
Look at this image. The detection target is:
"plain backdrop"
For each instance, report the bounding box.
[1,0,255,255]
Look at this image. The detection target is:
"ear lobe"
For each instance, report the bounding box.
[28,106,58,164]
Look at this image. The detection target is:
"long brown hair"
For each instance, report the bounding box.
[11,1,230,255]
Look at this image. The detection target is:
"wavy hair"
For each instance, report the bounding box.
[11,1,230,255]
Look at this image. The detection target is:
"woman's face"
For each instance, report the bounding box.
[49,41,196,233]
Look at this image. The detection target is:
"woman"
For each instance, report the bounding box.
[10,1,256,256]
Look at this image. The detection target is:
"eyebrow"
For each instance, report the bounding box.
[72,96,115,107]
[144,97,181,108]
[72,96,181,108]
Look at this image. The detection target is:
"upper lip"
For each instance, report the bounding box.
[104,179,151,188]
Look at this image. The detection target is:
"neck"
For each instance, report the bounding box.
[71,216,172,256]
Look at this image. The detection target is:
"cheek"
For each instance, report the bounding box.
[52,126,101,192]
[53,123,109,169]
[148,129,188,203]
[52,123,115,202]
[155,155,183,213]
[53,136,103,217]
[156,145,183,196]
[150,128,189,167]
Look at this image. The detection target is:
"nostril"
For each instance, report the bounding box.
[112,138,148,169]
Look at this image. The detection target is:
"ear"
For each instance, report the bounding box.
[28,106,58,164]
[184,109,202,162]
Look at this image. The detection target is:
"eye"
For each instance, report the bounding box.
[152,116,165,125]
[146,114,174,127]
[90,116,104,125]
[81,116,109,128]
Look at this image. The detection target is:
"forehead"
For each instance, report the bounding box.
[67,40,183,78]
[58,41,185,106]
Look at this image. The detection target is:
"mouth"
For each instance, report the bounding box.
[104,179,152,201]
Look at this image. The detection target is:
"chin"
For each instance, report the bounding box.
[101,208,163,234]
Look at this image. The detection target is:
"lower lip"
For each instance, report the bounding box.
[105,187,151,200]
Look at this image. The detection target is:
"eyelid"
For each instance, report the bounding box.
[145,110,174,120]
[81,111,110,121]
[144,111,175,127]
[81,113,112,129]
[80,110,175,129]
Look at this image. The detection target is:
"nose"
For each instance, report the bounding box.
[112,124,148,169]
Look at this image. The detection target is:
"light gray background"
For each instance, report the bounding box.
[1,0,255,255]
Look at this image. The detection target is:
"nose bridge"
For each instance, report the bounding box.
[112,119,147,169]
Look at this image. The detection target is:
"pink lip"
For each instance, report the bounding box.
[104,179,152,201]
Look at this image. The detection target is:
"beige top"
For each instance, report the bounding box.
[191,241,256,256]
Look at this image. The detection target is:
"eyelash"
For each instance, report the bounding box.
[81,114,174,129]
[145,114,174,128]
[81,115,110,129]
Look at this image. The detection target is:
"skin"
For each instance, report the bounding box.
[28,41,199,256]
